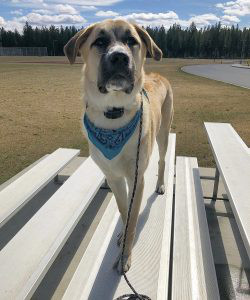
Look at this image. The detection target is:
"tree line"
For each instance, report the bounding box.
[0,21,250,58]
[0,22,78,56]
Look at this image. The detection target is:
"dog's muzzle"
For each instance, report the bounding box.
[98,47,135,94]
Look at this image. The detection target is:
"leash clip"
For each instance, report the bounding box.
[141,88,149,102]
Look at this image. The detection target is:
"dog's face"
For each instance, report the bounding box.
[64,20,162,96]
[95,23,138,95]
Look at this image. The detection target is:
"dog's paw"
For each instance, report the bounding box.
[113,252,131,275]
[155,184,165,194]
[117,232,123,247]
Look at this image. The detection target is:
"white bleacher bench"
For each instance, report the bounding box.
[205,122,250,260]
[0,134,219,299]
[0,148,80,228]
[173,157,219,299]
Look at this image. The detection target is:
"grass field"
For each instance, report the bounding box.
[0,56,250,185]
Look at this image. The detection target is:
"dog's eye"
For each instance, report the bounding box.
[93,37,109,48]
[126,37,138,47]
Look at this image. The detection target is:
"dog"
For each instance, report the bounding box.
[64,19,174,274]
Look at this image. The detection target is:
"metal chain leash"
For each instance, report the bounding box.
[114,92,151,300]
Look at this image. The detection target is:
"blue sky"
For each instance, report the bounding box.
[0,0,250,32]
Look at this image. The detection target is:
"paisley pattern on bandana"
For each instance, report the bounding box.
[83,108,142,160]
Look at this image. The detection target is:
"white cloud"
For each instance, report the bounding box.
[1,0,90,32]
[0,16,6,26]
[0,10,86,31]
[95,10,119,17]
[32,9,51,14]
[10,0,44,5]
[11,0,44,3]
[121,11,179,21]
[189,13,220,26]
[10,9,23,15]
[221,14,240,22]
[18,12,86,25]
[0,18,24,32]
[215,0,250,16]
[10,0,123,7]
[115,11,222,28]
[116,11,183,28]
[78,5,97,11]
[51,0,123,6]
[54,4,77,15]
[216,3,224,8]
[32,4,78,15]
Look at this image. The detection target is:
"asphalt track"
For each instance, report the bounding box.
[182,64,250,89]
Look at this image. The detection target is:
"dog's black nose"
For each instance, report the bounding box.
[110,52,129,67]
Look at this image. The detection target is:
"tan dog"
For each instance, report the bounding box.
[64,19,173,274]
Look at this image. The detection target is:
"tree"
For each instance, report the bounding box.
[0,22,249,58]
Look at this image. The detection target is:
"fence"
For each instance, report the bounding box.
[0,47,48,56]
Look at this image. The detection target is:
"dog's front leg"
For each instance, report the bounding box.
[106,176,128,226]
[114,175,144,274]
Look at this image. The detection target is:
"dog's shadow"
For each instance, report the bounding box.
[134,191,158,245]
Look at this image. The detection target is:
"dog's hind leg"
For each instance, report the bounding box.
[156,86,173,194]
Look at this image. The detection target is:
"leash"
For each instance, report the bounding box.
[114,91,151,300]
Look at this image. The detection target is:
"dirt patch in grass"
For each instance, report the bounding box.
[0,57,249,185]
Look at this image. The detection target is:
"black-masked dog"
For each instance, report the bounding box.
[64,19,173,274]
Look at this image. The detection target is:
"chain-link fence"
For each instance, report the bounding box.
[0,47,48,56]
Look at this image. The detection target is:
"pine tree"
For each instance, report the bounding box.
[0,22,249,58]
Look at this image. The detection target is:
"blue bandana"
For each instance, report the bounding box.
[83,108,142,160]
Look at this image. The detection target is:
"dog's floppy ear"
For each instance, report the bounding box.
[133,24,162,61]
[64,24,96,64]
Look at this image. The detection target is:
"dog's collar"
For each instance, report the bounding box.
[104,107,124,119]
[103,88,149,120]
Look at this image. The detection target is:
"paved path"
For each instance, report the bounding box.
[182,64,250,89]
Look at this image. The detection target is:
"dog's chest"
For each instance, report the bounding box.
[81,99,154,178]
[87,126,143,177]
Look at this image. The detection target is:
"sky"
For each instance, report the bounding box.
[0,0,250,32]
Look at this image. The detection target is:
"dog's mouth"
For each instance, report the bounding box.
[98,73,134,94]
[98,52,135,95]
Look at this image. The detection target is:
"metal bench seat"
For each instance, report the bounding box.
[205,122,250,259]
[0,156,105,299]
[0,133,220,299]
[0,148,79,228]
[173,156,219,299]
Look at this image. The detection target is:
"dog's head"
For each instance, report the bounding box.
[64,19,162,95]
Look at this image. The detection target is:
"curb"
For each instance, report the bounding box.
[232,64,250,69]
